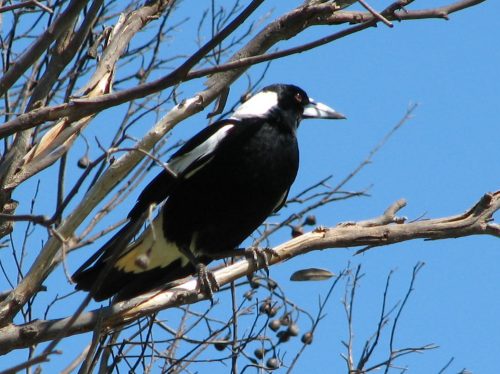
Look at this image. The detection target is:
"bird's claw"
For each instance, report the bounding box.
[196,264,219,302]
[245,247,277,277]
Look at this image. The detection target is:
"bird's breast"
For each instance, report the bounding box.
[162,122,299,253]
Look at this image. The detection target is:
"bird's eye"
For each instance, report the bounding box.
[294,93,303,103]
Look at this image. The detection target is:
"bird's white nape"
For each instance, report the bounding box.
[231,91,279,119]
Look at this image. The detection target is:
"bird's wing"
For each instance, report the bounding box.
[127,119,239,220]
[73,119,245,279]
[73,118,274,299]
[72,212,147,279]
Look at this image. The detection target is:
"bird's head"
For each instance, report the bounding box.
[231,84,345,130]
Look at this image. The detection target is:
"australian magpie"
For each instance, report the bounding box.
[72,84,345,301]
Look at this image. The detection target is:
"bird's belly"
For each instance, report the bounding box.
[164,178,283,253]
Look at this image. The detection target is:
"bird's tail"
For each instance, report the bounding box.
[73,214,196,301]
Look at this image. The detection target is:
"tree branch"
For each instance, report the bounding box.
[0,190,497,353]
[0,0,267,325]
[0,0,89,96]
[0,0,484,139]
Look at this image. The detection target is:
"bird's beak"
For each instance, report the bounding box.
[303,99,346,120]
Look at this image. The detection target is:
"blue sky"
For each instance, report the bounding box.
[267,2,500,372]
[2,1,499,372]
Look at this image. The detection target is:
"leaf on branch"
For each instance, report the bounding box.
[290,268,335,281]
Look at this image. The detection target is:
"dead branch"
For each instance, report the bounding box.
[0,191,497,354]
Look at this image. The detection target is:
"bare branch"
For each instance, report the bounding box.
[0,1,54,14]
[0,191,497,353]
[358,0,393,27]
[0,0,483,139]
[0,0,89,96]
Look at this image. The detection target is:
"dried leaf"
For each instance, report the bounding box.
[290,268,334,281]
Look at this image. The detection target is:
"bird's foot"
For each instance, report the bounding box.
[196,264,219,302]
[245,247,278,277]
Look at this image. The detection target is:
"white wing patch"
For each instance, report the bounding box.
[273,190,289,212]
[168,124,234,175]
[231,91,279,119]
[115,214,189,274]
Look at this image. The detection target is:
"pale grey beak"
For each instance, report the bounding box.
[303,99,346,120]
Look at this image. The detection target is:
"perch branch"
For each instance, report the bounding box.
[0,191,497,354]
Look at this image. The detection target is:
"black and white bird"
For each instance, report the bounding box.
[73,84,345,301]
